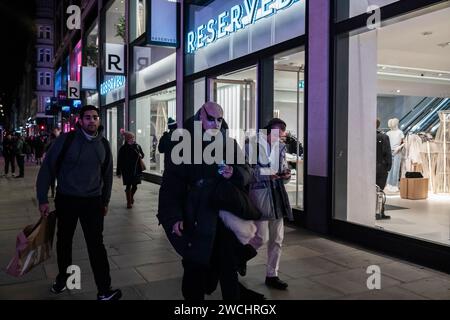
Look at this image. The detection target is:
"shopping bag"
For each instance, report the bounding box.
[5,213,56,277]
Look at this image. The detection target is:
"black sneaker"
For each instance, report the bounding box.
[50,279,67,294]
[97,288,122,301]
[265,276,288,290]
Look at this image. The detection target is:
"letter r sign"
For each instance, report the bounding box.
[105,44,125,74]
[68,81,80,99]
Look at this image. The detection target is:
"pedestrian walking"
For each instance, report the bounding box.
[246,118,294,290]
[14,135,25,178]
[36,105,121,300]
[116,131,145,209]
[158,102,262,300]
[2,133,16,177]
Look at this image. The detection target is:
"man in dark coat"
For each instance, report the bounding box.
[117,131,145,209]
[376,119,392,190]
[157,102,261,300]
[158,117,177,172]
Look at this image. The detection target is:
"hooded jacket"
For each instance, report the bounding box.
[36,127,113,206]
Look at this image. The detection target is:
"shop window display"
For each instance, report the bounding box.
[334,4,450,245]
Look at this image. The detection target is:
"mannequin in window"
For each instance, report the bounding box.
[386,118,404,192]
[376,119,392,190]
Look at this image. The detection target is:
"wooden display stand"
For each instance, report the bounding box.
[400,178,429,200]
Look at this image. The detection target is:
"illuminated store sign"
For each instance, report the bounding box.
[186,0,301,54]
[100,76,126,95]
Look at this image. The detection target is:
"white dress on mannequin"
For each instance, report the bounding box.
[386,118,404,191]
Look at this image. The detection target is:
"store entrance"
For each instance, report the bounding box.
[106,103,124,167]
[210,77,256,146]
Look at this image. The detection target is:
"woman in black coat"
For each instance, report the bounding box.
[117,131,145,209]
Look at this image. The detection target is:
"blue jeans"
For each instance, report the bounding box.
[387,152,402,187]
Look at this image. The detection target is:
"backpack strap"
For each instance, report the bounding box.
[55,131,76,176]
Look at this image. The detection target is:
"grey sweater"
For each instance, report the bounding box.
[36,129,113,206]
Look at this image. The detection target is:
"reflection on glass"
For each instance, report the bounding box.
[130,0,146,41]
[131,46,176,94]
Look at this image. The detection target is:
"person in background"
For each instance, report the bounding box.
[158,117,178,172]
[116,131,145,209]
[14,134,25,178]
[2,133,16,177]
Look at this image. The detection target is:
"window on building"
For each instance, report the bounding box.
[130,0,146,42]
[38,48,44,62]
[45,49,51,62]
[105,0,125,45]
[37,25,44,39]
[38,72,45,86]
[85,22,99,67]
[129,87,177,175]
[333,4,450,245]
[45,72,51,86]
[45,26,51,39]
[130,45,176,95]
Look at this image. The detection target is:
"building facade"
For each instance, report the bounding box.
[35,0,55,132]
[52,0,450,273]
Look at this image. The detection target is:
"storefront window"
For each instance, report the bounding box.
[129,87,176,175]
[130,0,146,42]
[83,23,99,106]
[186,0,306,75]
[102,0,126,106]
[70,41,82,82]
[105,0,126,45]
[274,48,305,209]
[130,45,176,95]
[334,5,450,245]
[85,22,99,67]
[335,0,400,22]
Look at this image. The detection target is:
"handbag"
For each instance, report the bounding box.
[6,213,56,277]
[139,157,146,171]
[248,181,275,221]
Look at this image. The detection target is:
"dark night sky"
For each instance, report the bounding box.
[0,0,36,109]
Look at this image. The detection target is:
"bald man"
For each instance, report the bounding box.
[158,102,261,300]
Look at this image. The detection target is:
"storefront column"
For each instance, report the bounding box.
[176,0,185,128]
[306,0,331,233]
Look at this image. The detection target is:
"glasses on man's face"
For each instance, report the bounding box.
[83,115,99,121]
[203,107,223,123]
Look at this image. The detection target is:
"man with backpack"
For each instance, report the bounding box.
[36,105,121,300]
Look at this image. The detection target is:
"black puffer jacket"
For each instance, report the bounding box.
[157,115,255,266]
[117,143,145,185]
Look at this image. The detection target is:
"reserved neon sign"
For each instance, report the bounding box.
[100,76,125,95]
[186,0,301,54]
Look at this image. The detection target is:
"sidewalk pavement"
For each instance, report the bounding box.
[0,158,449,300]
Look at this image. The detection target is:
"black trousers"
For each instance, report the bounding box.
[182,221,240,301]
[54,194,111,293]
[4,156,15,174]
[16,155,24,177]
[376,170,389,190]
